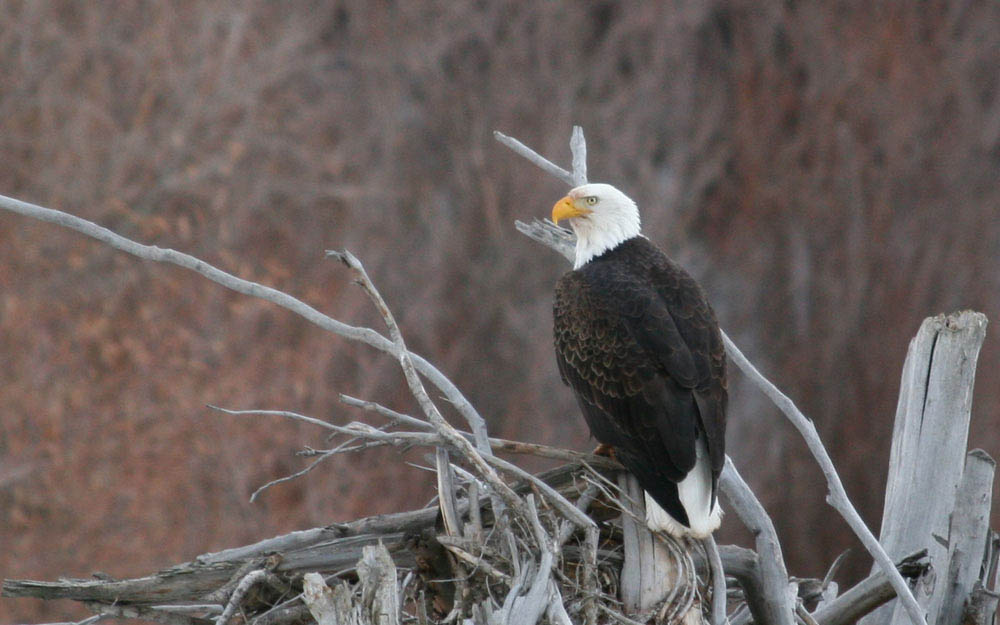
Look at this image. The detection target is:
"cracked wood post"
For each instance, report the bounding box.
[930,449,995,625]
[861,311,989,625]
[302,573,355,625]
[357,543,399,625]
[617,473,695,618]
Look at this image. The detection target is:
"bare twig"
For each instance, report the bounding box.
[150,605,223,615]
[556,484,599,547]
[483,453,594,529]
[514,219,575,262]
[704,535,729,625]
[506,495,557,625]
[249,450,336,503]
[436,541,509,582]
[582,525,600,625]
[812,551,930,625]
[330,249,523,518]
[341,393,605,464]
[596,603,651,625]
[339,394,429,430]
[821,550,851,593]
[570,126,588,186]
[213,405,597,528]
[798,602,822,625]
[466,480,483,540]
[494,131,575,186]
[84,603,199,625]
[0,193,491,457]
[218,570,289,625]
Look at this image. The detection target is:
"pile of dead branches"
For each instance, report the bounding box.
[0,453,931,625]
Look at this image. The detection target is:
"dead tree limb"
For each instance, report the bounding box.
[812,551,930,625]
[0,194,493,457]
[720,458,795,625]
[722,332,927,625]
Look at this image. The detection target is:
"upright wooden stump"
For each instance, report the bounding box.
[862,311,989,625]
[617,473,703,622]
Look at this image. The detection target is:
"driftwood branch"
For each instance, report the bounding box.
[812,551,930,625]
[0,194,493,458]
[703,535,728,625]
[720,457,795,625]
[494,131,576,186]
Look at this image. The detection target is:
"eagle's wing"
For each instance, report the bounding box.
[647,258,728,487]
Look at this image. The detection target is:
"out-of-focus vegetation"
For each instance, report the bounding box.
[2,2,998,621]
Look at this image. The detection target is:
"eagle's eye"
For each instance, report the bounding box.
[585,196,598,206]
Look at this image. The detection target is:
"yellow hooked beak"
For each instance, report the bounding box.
[552,195,590,224]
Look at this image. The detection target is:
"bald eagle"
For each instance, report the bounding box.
[551,183,727,538]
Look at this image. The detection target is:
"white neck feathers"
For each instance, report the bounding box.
[568,185,642,269]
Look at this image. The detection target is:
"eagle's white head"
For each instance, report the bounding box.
[552,183,642,269]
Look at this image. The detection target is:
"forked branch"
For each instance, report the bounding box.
[0,194,492,457]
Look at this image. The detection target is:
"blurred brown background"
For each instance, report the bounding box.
[2,1,999,621]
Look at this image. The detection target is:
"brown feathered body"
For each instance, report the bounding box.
[554,236,727,532]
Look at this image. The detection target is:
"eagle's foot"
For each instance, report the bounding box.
[592,443,616,459]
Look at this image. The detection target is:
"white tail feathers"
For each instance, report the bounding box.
[645,436,722,538]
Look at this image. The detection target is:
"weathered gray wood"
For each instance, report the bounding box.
[965,584,1000,625]
[812,567,894,625]
[196,527,341,565]
[1,563,241,605]
[704,535,728,625]
[302,573,344,625]
[3,515,931,625]
[864,311,988,625]
[617,473,647,613]
[812,551,931,625]
[720,457,796,625]
[434,448,464,538]
[3,461,606,608]
[357,544,398,625]
[616,473,696,617]
[931,450,995,625]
